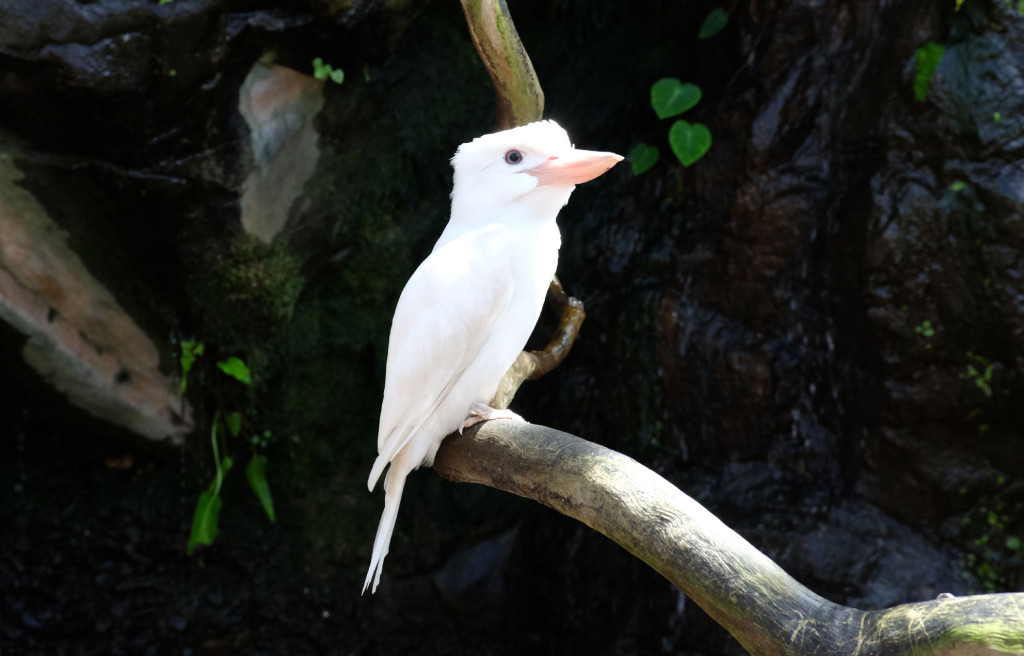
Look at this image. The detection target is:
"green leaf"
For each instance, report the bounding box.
[650,78,702,119]
[187,490,222,555]
[955,0,964,10]
[950,180,968,192]
[179,340,204,393]
[668,120,712,167]
[246,454,277,523]
[217,357,251,385]
[1007,536,1022,551]
[698,8,730,39]
[224,411,242,437]
[313,58,344,84]
[630,142,660,175]
[312,57,327,80]
[913,41,945,102]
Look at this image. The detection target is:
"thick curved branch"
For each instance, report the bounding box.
[459,0,544,130]
[434,421,1024,655]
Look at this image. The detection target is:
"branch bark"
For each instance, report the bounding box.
[459,0,544,130]
[433,422,1024,656]
[488,276,586,410]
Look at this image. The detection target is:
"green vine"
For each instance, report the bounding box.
[179,341,277,555]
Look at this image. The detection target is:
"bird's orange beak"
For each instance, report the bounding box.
[527,149,623,187]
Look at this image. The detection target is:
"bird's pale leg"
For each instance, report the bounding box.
[460,403,524,433]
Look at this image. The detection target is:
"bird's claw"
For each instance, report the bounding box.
[461,403,524,432]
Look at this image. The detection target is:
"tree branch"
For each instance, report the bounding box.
[452,1,1024,653]
[459,0,544,130]
[458,0,582,410]
[527,276,586,380]
[434,421,1024,655]
[487,277,586,410]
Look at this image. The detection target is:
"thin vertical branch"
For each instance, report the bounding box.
[459,0,544,130]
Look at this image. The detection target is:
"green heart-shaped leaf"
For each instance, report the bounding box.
[698,8,729,39]
[630,142,659,175]
[668,120,712,167]
[650,78,701,119]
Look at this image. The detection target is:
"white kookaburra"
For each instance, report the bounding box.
[364,120,622,594]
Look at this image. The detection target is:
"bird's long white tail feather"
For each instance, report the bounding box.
[362,467,406,594]
[367,452,389,492]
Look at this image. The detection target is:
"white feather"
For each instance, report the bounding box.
[363,120,620,594]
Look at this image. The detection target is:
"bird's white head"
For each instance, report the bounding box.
[446,120,622,239]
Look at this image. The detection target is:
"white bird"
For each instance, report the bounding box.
[363,120,622,594]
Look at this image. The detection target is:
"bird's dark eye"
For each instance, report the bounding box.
[504,149,523,165]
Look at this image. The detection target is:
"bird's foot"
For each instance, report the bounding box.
[460,404,524,433]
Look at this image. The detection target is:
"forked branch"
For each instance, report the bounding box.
[450,1,1024,654]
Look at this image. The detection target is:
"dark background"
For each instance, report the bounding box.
[1,0,1022,653]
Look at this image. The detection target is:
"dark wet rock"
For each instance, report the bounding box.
[786,500,971,608]
[433,527,517,621]
[523,0,1021,648]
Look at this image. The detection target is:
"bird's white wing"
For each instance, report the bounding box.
[373,224,515,474]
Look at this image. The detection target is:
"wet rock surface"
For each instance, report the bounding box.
[1,0,1022,654]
